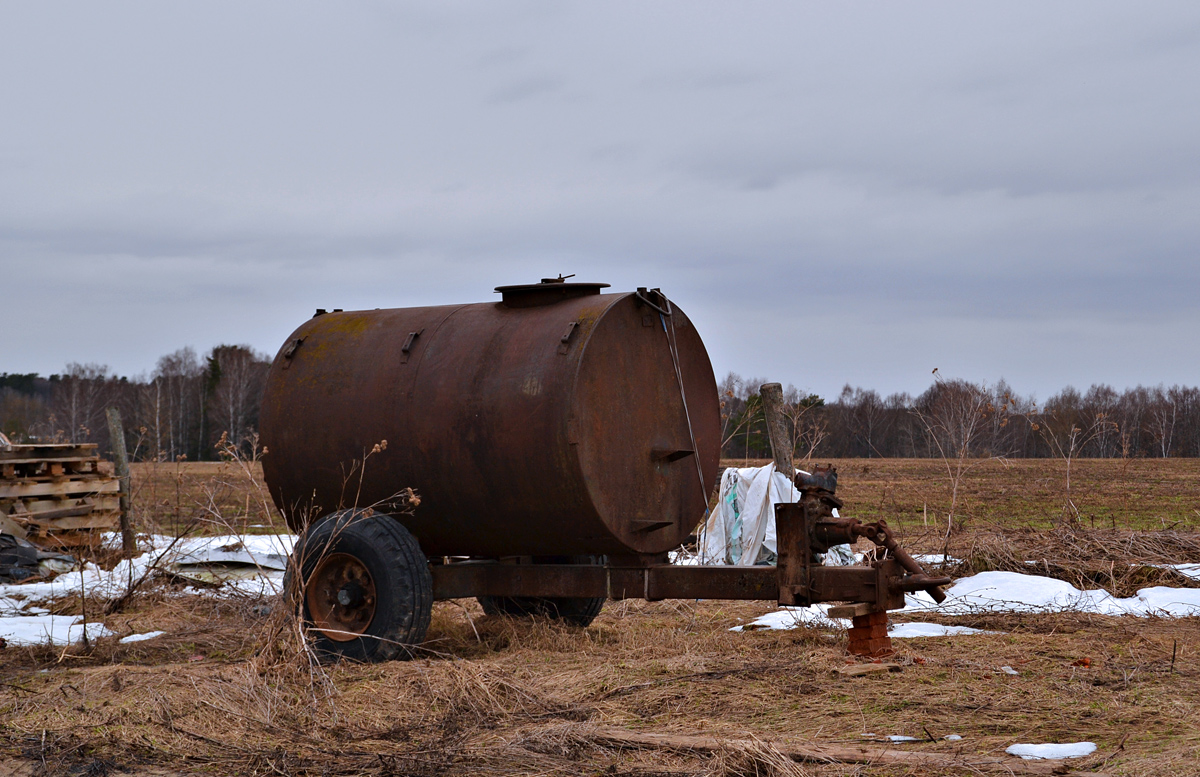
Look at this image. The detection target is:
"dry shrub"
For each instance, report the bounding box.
[703,738,814,777]
[514,722,620,761]
[948,524,1200,596]
[511,724,815,777]
[4,589,1200,775]
[400,657,584,725]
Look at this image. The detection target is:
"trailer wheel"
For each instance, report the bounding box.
[477,556,606,627]
[288,509,432,662]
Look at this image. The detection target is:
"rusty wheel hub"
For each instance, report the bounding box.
[305,553,377,642]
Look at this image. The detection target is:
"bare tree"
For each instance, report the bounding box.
[1149,385,1179,458]
[839,386,891,458]
[206,345,270,456]
[778,384,826,465]
[1081,384,1120,457]
[1030,396,1116,525]
[911,372,1007,542]
[49,363,116,443]
[155,347,202,461]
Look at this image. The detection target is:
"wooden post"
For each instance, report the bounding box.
[105,407,137,555]
[759,382,792,477]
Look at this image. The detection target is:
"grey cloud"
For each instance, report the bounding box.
[488,76,562,104]
[2,1,1199,401]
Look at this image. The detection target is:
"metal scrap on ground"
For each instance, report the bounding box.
[0,533,292,646]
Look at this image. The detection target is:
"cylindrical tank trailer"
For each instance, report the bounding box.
[261,280,721,559]
[262,280,947,662]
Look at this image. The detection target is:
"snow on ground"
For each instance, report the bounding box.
[119,630,165,643]
[0,533,295,647]
[887,622,989,638]
[1006,742,1097,760]
[911,554,959,566]
[1169,563,1200,581]
[903,570,1200,617]
[170,534,291,570]
[730,606,838,631]
[0,614,112,646]
[667,549,699,566]
[734,569,1200,633]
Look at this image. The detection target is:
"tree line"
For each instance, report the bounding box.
[720,372,1200,460]
[0,345,270,461]
[5,355,1199,462]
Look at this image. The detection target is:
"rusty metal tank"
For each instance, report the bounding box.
[259,281,721,558]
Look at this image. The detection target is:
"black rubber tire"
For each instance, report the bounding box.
[288,509,432,662]
[477,556,606,627]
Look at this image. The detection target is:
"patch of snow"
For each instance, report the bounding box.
[120,631,165,643]
[886,735,919,742]
[169,535,291,571]
[912,554,959,565]
[888,622,988,638]
[1006,742,1096,760]
[0,614,112,646]
[1126,586,1200,616]
[0,533,295,646]
[1169,563,1200,581]
[904,570,1200,617]
[943,734,962,741]
[730,604,842,631]
[668,549,700,566]
[1000,665,1020,675]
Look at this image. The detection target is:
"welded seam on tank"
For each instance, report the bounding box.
[404,304,470,387]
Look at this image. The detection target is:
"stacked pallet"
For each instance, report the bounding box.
[0,443,121,548]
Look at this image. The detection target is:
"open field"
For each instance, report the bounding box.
[124,459,286,537]
[1,459,1198,775]
[127,456,1200,536]
[724,457,1200,533]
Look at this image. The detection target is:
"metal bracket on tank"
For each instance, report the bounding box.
[635,288,672,317]
[400,329,424,364]
[281,337,306,370]
[557,321,579,354]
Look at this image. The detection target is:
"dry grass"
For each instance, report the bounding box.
[725,457,1200,532]
[940,525,1200,597]
[127,459,287,537]
[2,459,1199,774]
[131,457,1200,540]
[3,593,1199,775]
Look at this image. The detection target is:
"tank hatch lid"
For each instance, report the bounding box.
[495,277,610,308]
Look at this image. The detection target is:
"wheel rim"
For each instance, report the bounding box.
[305,552,377,642]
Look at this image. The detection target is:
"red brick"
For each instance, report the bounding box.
[848,635,894,657]
[851,611,889,629]
[848,624,889,639]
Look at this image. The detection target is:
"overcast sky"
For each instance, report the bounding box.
[2,2,1197,401]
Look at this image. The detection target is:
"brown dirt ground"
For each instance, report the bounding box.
[0,459,1197,775]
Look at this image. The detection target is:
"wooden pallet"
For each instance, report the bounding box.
[0,443,122,548]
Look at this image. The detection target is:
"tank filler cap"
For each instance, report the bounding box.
[495,278,610,308]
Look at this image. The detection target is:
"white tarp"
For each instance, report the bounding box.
[699,463,853,566]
